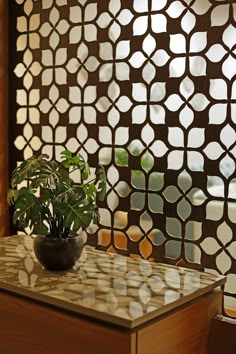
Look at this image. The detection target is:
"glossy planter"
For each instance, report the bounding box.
[33,234,84,271]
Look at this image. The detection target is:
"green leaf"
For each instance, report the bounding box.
[115,148,129,166]
[13,190,52,235]
[92,206,100,225]
[83,184,96,202]
[56,196,95,231]
[56,182,86,203]
[30,160,61,189]
[61,150,84,169]
[32,221,49,236]
[81,162,90,181]
[11,154,48,187]
[8,149,107,237]
[7,189,18,205]
[95,165,106,201]
[61,150,91,181]
[40,188,51,204]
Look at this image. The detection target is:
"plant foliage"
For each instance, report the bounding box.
[8,150,106,239]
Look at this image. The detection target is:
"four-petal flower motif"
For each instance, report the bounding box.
[40,7,70,49]
[153,126,205,171]
[14,49,42,90]
[163,170,205,220]
[17,14,40,51]
[166,0,212,34]
[206,25,236,81]
[14,89,42,158]
[40,84,69,125]
[169,32,207,77]
[67,42,99,87]
[201,221,236,275]
[41,48,68,86]
[97,0,133,42]
[207,78,236,125]
[165,76,209,128]
[130,170,164,214]
[204,124,236,178]
[132,82,166,125]
[99,41,131,82]
[129,34,169,84]
[132,0,168,36]
[96,81,132,128]
[69,2,98,43]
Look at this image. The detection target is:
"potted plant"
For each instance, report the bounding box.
[7,150,106,271]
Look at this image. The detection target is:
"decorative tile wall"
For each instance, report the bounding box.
[10,0,236,314]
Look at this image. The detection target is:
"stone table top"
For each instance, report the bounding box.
[0,235,226,328]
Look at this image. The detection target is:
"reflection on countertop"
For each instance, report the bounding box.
[0,235,226,328]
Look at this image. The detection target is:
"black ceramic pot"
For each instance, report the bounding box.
[33,233,84,271]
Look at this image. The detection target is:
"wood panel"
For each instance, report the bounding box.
[0,291,136,354]
[210,316,236,354]
[138,290,222,354]
[0,0,9,237]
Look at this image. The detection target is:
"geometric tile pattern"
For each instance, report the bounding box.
[10,0,236,315]
[0,235,226,328]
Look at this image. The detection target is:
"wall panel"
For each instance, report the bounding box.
[9,0,236,315]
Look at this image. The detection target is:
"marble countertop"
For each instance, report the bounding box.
[0,235,226,328]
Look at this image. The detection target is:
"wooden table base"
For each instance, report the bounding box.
[0,290,222,354]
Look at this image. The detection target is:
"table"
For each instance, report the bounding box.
[0,235,226,354]
[193,185,236,311]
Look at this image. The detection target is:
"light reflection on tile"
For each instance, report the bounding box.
[0,235,226,328]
